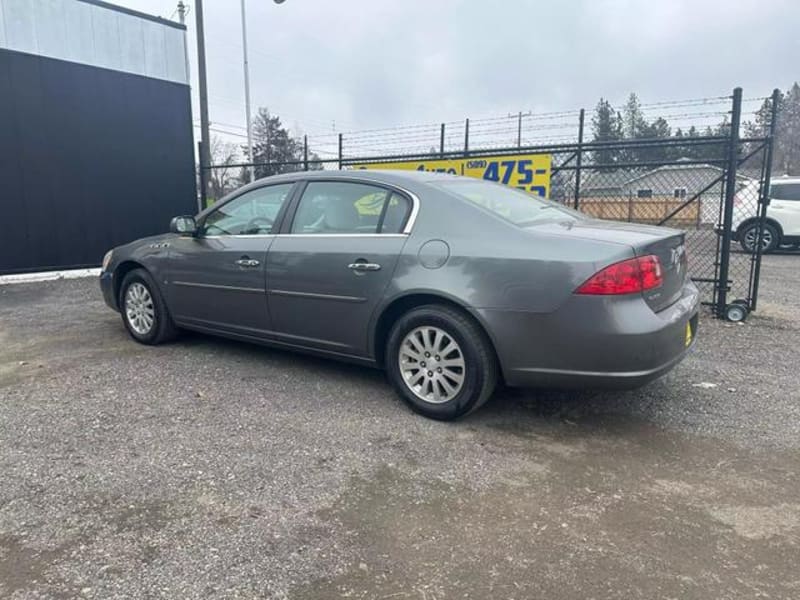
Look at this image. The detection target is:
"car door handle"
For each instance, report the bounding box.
[235,258,260,267]
[348,262,381,272]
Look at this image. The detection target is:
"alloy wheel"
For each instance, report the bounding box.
[744,226,772,252]
[398,326,465,404]
[125,282,155,335]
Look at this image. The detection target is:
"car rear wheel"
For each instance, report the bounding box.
[385,305,497,420]
[739,222,779,253]
[120,268,177,345]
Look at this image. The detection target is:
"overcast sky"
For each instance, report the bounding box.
[118,0,796,146]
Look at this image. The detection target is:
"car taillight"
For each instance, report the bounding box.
[575,255,663,295]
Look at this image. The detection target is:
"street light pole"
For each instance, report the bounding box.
[240,0,255,183]
[240,0,287,182]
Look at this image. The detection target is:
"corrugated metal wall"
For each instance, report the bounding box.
[0,0,196,274]
[0,0,188,84]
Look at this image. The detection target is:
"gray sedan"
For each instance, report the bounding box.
[100,170,699,420]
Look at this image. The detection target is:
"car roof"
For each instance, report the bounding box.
[771,176,800,184]
[238,168,464,192]
[199,169,474,219]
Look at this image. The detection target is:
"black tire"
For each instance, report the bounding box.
[385,304,497,421]
[738,222,779,254]
[119,268,178,345]
[724,303,748,323]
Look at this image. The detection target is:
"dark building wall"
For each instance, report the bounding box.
[0,47,196,274]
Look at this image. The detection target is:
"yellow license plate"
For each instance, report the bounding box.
[685,322,693,347]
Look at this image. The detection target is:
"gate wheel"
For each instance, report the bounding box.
[724,302,749,323]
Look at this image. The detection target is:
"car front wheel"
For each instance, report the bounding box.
[386,305,497,420]
[119,268,177,345]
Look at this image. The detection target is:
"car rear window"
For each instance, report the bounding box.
[433,179,584,226]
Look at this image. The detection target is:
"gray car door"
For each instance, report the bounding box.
[168,183,295,335]
[265,181,413,356]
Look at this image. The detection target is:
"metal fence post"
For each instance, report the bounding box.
[749,88,780,312]
[464,118,469,157]
[338,133,343,169]
[266,132,271,176]
[573,108,585,209]
[440,123,445,157]
[716,87,743,316]
[303,135,308,171]
[517,111,522,149]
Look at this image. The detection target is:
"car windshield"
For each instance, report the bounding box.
[433,179,584,226]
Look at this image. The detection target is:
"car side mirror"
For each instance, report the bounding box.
[170,216,197,236]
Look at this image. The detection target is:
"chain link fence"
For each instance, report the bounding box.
[202,88,779,319]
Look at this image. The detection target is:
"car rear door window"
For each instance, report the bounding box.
[290,182,409,234]
[379,193,411,233]
[771,183,800,201]
[203,183,294,235]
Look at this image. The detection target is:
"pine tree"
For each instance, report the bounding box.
[676,126,701,160]
[620,93,650,163]
[249,108,303,180]
[591,98,623,165]
[638,117,672,162]
[622,93,648,139]
[688,123,726,162]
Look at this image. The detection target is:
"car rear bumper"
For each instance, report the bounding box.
[99,271,118,311]
[475,281,700,390]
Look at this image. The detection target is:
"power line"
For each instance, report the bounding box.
[194,124,250,139]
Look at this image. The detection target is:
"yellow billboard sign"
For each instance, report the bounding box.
[352,153,551,198]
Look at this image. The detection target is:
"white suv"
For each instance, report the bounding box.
[733,176,800,253]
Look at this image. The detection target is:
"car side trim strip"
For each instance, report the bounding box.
[200,234,275,239]
[268,289,367,303]
[274,233,407,238]
[174,317,354,350]
[198,233,407,239]
[173,319,369,360]
[172,281,263,293]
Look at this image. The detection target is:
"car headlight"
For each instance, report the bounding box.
[102,250,113,272]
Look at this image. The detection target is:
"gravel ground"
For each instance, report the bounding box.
[1,254,799,599]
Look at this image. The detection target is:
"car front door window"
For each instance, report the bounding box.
[204,184,294,236]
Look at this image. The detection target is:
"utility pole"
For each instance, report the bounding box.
[194,0,211,207]
[240,0,255,182]
[177,1,199,210]
[177,2,191,113]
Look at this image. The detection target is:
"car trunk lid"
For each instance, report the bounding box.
[525,218,689,312]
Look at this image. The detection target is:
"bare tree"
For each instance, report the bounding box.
[208,135,240,203]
